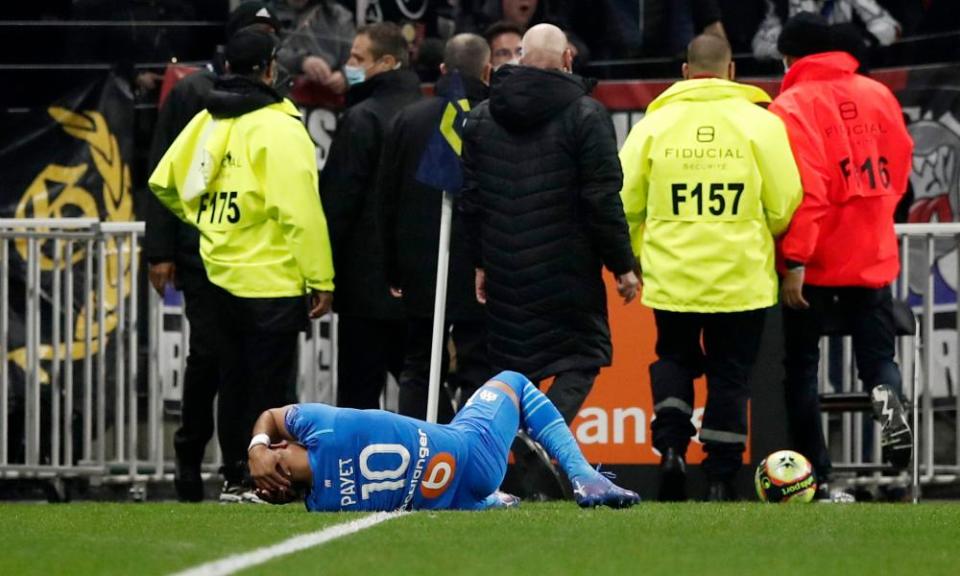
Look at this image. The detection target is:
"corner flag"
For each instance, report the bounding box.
[413,73,472,423]
[415,72,471,194]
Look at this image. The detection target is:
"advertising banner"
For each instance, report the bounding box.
[0,73,135,462]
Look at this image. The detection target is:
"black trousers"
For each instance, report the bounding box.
[172,267,222,472]
[213,288,304,483]
[398,318,491,423]
[336,316,405,409]
[545,368,600,425]
[650,308,767,480]
[782,285,902,481]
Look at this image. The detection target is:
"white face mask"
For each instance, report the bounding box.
[344,64,366,86]
[344,59,402,86]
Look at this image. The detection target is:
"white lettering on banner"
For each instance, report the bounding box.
[575,407,647,445]
[575,407,710,447]
[576,407,608,443]
[612,408,646,444]
[303,107,337,171]
[931,325,958,397]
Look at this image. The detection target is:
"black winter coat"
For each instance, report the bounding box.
[380,74,488,321]
[460,66,635,381]
[320,69,422,318]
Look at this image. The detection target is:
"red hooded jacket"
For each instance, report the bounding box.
[770,52,913,288]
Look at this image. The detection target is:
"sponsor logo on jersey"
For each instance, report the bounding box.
[420,452,456,499]
[479,390,498,403]
[401,428,431,509]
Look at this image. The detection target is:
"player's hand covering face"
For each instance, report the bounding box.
[249,441,293,494]
[256,484,302,505]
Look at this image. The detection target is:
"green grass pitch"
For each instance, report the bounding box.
[2,501,959,575]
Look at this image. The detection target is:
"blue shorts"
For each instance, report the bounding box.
[448,371,526,506]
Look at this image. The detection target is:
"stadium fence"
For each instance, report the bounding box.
[0,219,958,498]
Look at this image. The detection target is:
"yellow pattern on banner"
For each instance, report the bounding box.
[440,98,470,156]
[8,107,134,384]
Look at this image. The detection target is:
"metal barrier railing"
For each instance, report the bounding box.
[3,218,959,498]
[143,287,337,487]
[0,218,339,495]
[824,223,960,494]
[0,218,142,484]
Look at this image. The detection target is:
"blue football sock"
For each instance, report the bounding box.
[520,381,595,482]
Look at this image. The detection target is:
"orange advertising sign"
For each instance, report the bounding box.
[557,272,749,465]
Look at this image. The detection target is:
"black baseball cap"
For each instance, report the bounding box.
[225,2,281,38]
[777,12,833,58]
[225,29,278,75]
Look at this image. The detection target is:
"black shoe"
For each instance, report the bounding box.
[174,461,204,503]
[658,448,687,502]
[219,481,266,504]
[814,482,856,503]
[871,384,913,469]
[506,432,573,502]
[704,480,736,502]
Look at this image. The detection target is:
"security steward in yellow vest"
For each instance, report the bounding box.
[150,29,334,500]
[619,34,802,502]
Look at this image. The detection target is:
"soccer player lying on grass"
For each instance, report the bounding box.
[247,370,640,511]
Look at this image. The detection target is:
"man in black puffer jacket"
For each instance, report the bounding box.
[460,23,639,425]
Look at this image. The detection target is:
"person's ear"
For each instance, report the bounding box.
[381,54,399,71]
[482,62,493,85]
[264,59,276,85]
[728,60,736,81]
[681,62,690,80]
[562,47,573,72]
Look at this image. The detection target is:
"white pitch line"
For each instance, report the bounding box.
[169,510,407,576]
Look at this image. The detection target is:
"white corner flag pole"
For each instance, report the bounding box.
[426,190,453,423]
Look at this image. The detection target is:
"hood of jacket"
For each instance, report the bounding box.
[205,75,283,119]
[781,51,860,92]
[346,68,423,107]
[184,80,298,201]
[488,66,594,131]
[646,77,771,114]
[436,73,489,106]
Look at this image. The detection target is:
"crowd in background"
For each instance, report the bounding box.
[1,0,948,502]
[6,1,960,81]
[131,0,924,504]
[2,1,957,117]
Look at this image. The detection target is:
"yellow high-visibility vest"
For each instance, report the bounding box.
[150,98,334,298]
[620,78,802,312]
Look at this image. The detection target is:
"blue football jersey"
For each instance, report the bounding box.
[285,404,471,512]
